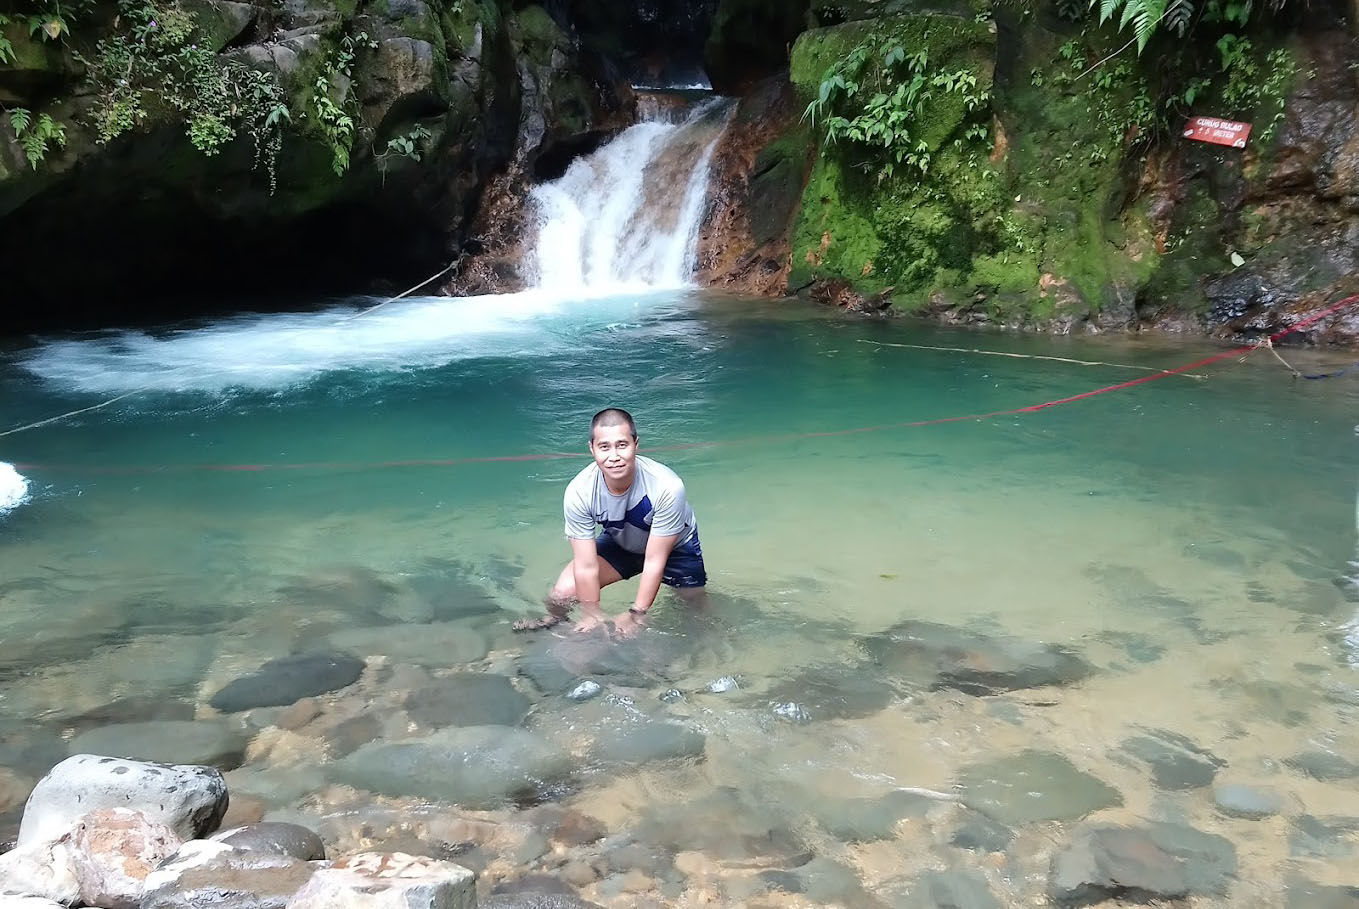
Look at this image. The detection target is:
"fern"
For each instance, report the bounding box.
[1164,0,1194,34]
[1090,0,1167,51]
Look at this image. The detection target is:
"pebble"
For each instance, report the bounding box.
[705,676,739,693]
[567,681,603,702]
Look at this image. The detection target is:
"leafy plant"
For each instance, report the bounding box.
[309,31,376,176]
[9,107,67,167]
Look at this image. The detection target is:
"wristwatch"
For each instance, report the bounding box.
[627,606,648,616]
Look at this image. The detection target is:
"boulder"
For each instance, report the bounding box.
[18,754,228,847]
[69,808,182,909]
[210,652,366,712]
[285,852,475,908]
[212,822,327,860]
[0,838,79,904]
[68,720,249,771]
[141,840,318,909]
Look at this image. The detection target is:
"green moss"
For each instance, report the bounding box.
[513,4,563,65]
[446,0,498,52]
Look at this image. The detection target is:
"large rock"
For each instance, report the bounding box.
[69,808,182,909]
[589,719,706,765]
[286,852,475,908]
[958,751,1122,825]
[68,720,249,771]
[18,754,228,847]
[141,840,318,909]
[403,674,530,728]
[212,822,327,861]
[333,726,571,809]
[210,652,366,712]
[0,838,79,903]
[1050,822,1237,904]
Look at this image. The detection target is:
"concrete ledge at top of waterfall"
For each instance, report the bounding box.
[1,461,30,515]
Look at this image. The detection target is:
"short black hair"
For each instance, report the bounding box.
[591,408,637,441]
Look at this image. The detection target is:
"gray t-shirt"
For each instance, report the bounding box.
[563,455,699,554]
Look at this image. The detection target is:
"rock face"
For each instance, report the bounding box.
[18,754,229,848]
[209,652,366,712]
[69,808,183,909]
[140,840,318,909]
[287,852,475,908]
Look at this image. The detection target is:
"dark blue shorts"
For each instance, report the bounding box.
[595,533,707,589]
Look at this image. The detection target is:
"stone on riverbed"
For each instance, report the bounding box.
[482,894,603,908]
[209,652,366,712]
[211,822,327,860]
[287,852,475,909]
[890,869,1004,909]
[68,720,249,771]
[589,720,706,765]
[1119,729,1224,790]
[19,754,228,847]
[324,623,489,666]
[403,674,530,728]
[860,620,1094,695]
[1213,783,1286,820]
[760,664,895,720]
[141,840,317,909]
[814,789,935,842]
[1049,822,1237,904]
[333,726,571,808]
[70,808,182,909]
[566,681,603,702]
[958,750,1122,825]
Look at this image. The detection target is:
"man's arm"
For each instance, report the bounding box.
[631,531,679,614]
[571,537,606,621]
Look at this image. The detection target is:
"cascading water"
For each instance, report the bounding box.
[528,97,733,295]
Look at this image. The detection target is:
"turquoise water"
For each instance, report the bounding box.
[2,289,1358,903]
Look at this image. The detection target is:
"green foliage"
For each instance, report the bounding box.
[0,14,13,65]
[1089,0,1294,50]
[802,34,990,180]
[8,107,67,167]
[374,123,431,182]
[80,0,290,189]
[309,31,375,176]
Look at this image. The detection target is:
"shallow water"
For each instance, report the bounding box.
[2,289,1358,905]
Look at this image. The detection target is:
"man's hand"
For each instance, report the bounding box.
[573,603,609,634]
[612,610,646,639]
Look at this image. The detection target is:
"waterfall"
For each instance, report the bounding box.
[527,97,732,295]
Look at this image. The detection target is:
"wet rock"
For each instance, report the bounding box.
[590,720,706,765]
[705,675,739,693]
[0,765,35,815]
[659,688,685,703]
[0,839,79,903]
[797,856,870,904]
[492,874,578,896]
[604,842,675,877]
[322,714,384,757]
[531,806,607,847]
[68,720,249,771]
[636,787,806,862]
[1284,877,1359,908]
[274,699,321,730]
[334,726,571,808]
[958,751,1122,825]
[70,808,182,909]
[141,840,317,909]
[566,681,603,702]
[62,696,197,733]
[1286,750,1359,781]
[815,790,934,842]
[758,869,804,893]
[762,664,895,720]
[19,754,228,847]
[325,623,489,667]
[0,720,68,778]
[771,701,812,723]
[1213,783,1286,820]
[518,633,682,694]
[404,674,530,728]
[950,813,1014,853]
[1119,729,1223,790]
[288,852,475,908]
[209,652,365,712]
[211,822,326,860]
[1050,822,1236,904]
[1289,815,1359,858]
[482,894,604,909]
[860,621,1094,696]
[893,869,1004,909]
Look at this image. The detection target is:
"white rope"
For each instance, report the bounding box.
[337,257,461,323]
[0,390,144,439]
[856,338,1206,378]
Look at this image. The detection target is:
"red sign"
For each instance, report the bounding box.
[1183,117,1252,148]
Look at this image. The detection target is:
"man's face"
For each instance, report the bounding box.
[590,422,637,485]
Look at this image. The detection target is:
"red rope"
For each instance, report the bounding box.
[13,294,1358,476]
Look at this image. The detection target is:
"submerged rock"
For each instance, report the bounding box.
[288,852,475,909]
[140,840,317,909]
[705,675,740,693]
[403,674,530,728]
[950,812,1015,853]
[482,894,604,909]
[891,869,1004,909]
[958,750,1121,825]
[1286,750,1359,781]
[70,808,182,909]
[1119,729,1224,790]
[209,652,365,712]
[325,623,490,667]
[566,681,603,702]
[859,620,1094,696]
[1049,822,1237,904]
[1213,783,1286,820]
[19,754,228,847]
[334,726,571,808]
[589,720,706,765]
[814,790,935,842]
[68,720,248,771]
[761,664,895,719]
[211,822,326,860]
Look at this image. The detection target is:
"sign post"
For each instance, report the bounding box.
[1182,117,1252,149]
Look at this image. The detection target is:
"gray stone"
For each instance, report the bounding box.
[323,714,383,757]
[590,721,705,765]
[404,674,530,728]
[950,813,1014,853]
[212,822,326,860]
[286,852,475,908]
[1213,783,1286,820]
[893,869,1004,909]
[325,623,489,667]
[70,808,181,909]
[758,869,804,893]
[68,721,248,771]
[771,702,812,723]
[797,856,868,904]
[861,620,1094,695]
[604,842,674,876]
[333,726,571,808]
[1290,815,1359,858]
[0,839,79,903]
[1284,877,1359,908]
[482,895,604,909]
[1121,730,1223,790]
[141,840,316,909]
[210,652,365,712]
[659,688,684,703]
[19,754,228,847]
[706,675,739,693]
[815,790,934,842]
[1050,822,1237,904]
[62,696,196,732]
[762,665,894,719]
[491,874,576,895]
[1286,750,1359,781]
[959,751,1122,825]
[566,681,602,702]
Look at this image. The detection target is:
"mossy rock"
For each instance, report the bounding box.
[704,0,811,92]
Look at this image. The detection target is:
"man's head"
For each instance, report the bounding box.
[589,408,638,485]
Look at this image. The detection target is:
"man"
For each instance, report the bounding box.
[513,408,706,637]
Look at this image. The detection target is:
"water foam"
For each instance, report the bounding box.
[0,462,29,515]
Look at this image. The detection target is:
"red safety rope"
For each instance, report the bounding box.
[12,294,1358,476]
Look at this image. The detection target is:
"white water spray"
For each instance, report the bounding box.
[0,462,29,515]
[528,98,732,294]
